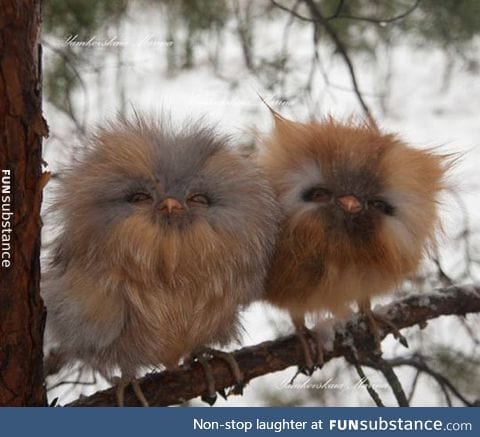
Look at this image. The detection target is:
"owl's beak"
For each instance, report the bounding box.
[159,197,183,214]
[336,195,363,214]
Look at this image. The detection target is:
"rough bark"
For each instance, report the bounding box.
[67,286,480,407]
[0,0,48,406]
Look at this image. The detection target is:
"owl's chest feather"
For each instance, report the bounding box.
[115,278,240,368]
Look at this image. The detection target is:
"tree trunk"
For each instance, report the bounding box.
[0,0,48,406]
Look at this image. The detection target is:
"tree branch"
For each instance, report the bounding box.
[359,355,409,406]
[350,361,385,407]
[329,0,421,25]
[62,286,480,407]
[371,354,477,407]
[270,0,314,22]
[301,0,374,121]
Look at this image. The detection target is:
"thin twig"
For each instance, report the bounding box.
[380,355,474,407]
[302,0,374,121]
[364,356,409,406]
[351,362,385,407]
[328,0,346,19]
[328,0,421,25]
[270,0,314,22]
[42,40,89,135]
[407,369,421,403]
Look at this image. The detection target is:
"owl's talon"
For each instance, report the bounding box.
[194,353,217,404]
[201,394,218,406]
[132,379,149,407]
[218,388,228,400]
[308,328,325,369]
[397,335,409,348]
[201,347,245,397]
[293,322,325,373]
[114,376,149,407]
[374,314,408,348]
[364,315,383,354]
[110,376,124,406]
[360,300,408,353]
[298,365,315,376]
[49,397,59,407]
[374,314,408,349]
[295,328,315,372]
[229,382,245,396]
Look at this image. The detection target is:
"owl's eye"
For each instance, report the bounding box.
[302,186,333,203]
[369,198,395,216]
[126,192,152,203]
[187,194,210,206]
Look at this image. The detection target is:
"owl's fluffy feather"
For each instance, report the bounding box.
[260,114,449,320]
[42,115,279,379]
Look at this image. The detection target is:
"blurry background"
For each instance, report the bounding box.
[41,0,480,406]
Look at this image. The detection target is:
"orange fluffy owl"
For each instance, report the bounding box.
[259,109,449,372]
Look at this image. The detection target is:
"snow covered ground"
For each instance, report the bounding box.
[43,5,480,406]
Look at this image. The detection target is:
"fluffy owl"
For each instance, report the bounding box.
[259,111,448,371]
[42,114,279,405]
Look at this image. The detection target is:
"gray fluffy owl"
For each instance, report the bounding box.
[42,114,279,405]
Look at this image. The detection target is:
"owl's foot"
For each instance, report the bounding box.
[194,353,217,405]
[190,347,244,405]
[203,348,244,396]
[296,326,314,375]
[294,325,324,376]
[114,376,149,407]
[361,305,408,353]
[310,328,325,369]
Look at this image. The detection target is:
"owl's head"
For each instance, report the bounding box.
[260,113,450,279]
[50,115,278,290]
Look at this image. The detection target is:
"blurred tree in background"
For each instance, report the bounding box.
[43,0,128,125]
[44,0,128,37]
[42,0,480,118]
[161,0,229,70]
